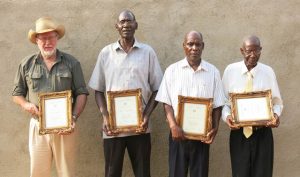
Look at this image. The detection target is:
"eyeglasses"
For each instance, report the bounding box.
[36,34,58,42]
[243,48,261,55]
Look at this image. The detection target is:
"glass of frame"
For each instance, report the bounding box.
[230,89,274,127]
[176,95,213,141]
[107,88,143,134]
[38,90,73,135]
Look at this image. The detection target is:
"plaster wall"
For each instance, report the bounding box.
[0,0,299,176]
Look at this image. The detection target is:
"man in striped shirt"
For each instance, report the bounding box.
[155,31,224,177]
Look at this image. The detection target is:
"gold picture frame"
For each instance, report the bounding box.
[230,90,274,127]
[176,95,213,141]
[107,88,143,133]
[38,90,73,135]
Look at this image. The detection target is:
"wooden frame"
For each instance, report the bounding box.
[176,95,213,141]
[107,88,143,133]
[38,90,73,135]
[230,90,274,127]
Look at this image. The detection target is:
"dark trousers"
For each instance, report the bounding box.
[169,134,210,177]
[230,127,274,177]
[103,133,151,177]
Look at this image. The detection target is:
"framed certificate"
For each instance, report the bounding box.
[107,88,143,133]
[230,90,274,127]
[176,95,213,141]
[38,90,73,135]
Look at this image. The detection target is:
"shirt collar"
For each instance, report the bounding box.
[180,57,208,72]
[240,60,259,77]
[113,38,142,51]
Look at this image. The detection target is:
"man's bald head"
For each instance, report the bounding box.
[242,35,261,48]
[117,10,136,22]
[184,31,203,43]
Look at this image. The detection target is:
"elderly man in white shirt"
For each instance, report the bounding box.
[222,35,283,177]
[89,10,163,177]
[156,31,224,177]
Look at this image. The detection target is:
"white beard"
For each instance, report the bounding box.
[42,49,56,58]
[43,50,56,57]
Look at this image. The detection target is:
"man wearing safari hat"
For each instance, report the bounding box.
[12,17,89,177]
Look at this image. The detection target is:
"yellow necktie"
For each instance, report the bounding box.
[243,71,253,138]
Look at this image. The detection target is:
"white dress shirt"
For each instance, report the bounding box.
[222,61,283,121]
[155,58,225,117]
[89,39,163,138]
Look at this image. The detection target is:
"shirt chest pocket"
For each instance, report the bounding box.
[29,72,43,92]
[56,70,72,90]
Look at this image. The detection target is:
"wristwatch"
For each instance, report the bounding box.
[72,114,78,122]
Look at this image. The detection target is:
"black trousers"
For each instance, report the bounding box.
[103,133,151,177]
[230,127,274,177]
[169,133,210,177]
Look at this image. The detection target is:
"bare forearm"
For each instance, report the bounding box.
[163,103,177,128]
[212,106,222,129]
[95,91,109,118]
[12,95,39,116]
[13,95,29,107]
[73,94,87,117]
[164,103,185,140]
[143,91,158,118]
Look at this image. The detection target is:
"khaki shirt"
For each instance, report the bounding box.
[12,50,89,106]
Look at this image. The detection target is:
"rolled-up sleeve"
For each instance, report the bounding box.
[71,61,89,96]
[12,63,28,97]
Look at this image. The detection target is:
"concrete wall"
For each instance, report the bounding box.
[1,0,299,176]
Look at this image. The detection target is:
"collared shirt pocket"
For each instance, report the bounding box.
[29,71,43,92]
[56,70,72,90]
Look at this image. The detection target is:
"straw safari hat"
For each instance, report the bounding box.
[28,17,65,44]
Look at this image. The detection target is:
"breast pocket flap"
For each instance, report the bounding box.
[57,71,72,78]
[31,72,42,79]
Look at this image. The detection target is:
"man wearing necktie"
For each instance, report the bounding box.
[222,35,283,177]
